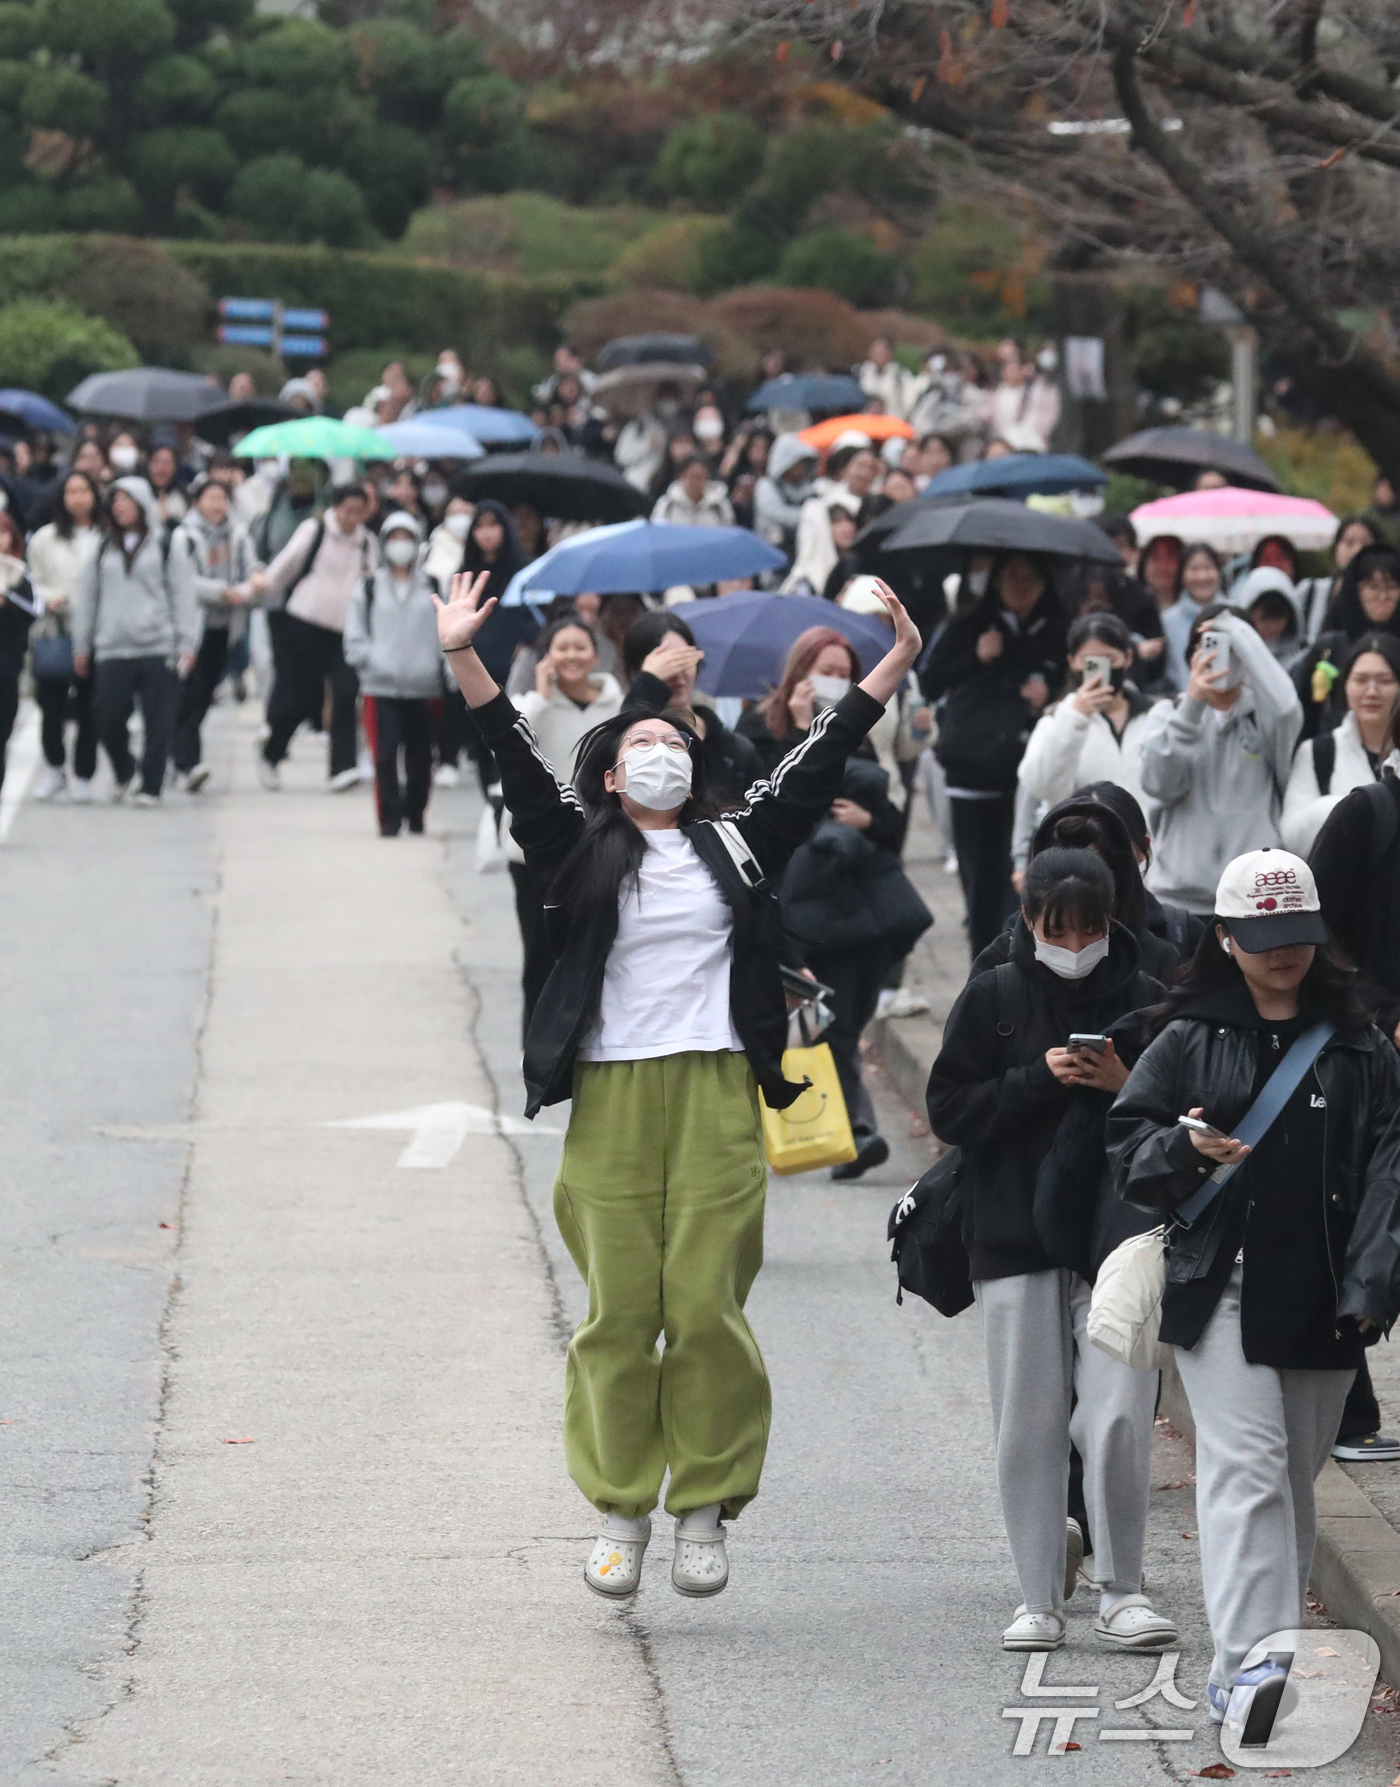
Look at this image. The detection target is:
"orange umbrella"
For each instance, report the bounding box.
[797,412,916,450]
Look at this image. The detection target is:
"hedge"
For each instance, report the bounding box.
[0,234,605,362]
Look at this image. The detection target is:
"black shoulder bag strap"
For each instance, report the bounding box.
[1313,730,1336,798]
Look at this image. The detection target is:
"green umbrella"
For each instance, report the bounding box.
[231,417,396,460]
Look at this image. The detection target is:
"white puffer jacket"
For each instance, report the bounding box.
[1281,710,1379,857]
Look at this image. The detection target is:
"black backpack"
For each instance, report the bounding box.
[887,966,1028,1315]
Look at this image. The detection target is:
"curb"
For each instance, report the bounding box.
[876,1009,1400,1689]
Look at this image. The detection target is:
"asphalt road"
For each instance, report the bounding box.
[0,702,1397,1783]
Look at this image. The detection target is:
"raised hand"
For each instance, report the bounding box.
[433,569,497,655]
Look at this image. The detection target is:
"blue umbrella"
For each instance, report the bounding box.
[925,453,1108,498]
[0,389,74,433]
[666,591,893,699]
[375,418,485,459]
[413,404,538,447]
[746,373,866,415]
[518,521,785,597]
[498,520,640,609]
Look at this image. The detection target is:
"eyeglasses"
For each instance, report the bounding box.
[620,734,690,754]
[1347,674,1399,692]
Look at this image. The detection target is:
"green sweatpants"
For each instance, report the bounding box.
[553,1050,770,1521]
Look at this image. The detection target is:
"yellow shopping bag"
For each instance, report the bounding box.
[760,1043,858,1176]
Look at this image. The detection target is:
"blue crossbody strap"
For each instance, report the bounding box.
[1174,1019,1335,1226]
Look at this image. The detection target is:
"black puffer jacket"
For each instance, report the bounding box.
[1109,983,1400,1350]
[926,922,1164,1280]
[1310,773,1400,1039]
[475,682,887,1115]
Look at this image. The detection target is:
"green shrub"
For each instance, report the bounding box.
[610,216,732,292]
[692,221,781,296]
[0,5,38,60]
[130,126,236,206]
[441,70,523,155]
[57,233,208,362]
[61,176,143,235]
[0,235,82,305]
[909,203,1052,336]
[339,121,429,236]
[227,155,373,248]
[135,53,218,121]
[21,67,108,136]
[168,0,254,31]
[213,88,298,161]
[346,18,453,126]
[400,192,667,280]
[36,0,177,69]
[777,228,897,307]
[0,182,58,235]
[0,58,28,110]
[0,297,138,397]
[300,168,373,249]
[656,113,765,208]
[239,17,349,91]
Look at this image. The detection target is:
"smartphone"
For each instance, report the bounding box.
[1081,654,1113,686]
[1198,629,1235,685]
[1067,1033,1108,1054]
[1178,1114,1227,1139]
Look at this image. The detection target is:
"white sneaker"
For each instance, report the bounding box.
[1002,1606,1067,1651]
[1093,1594,1178,1649]
[110,779,131,804]
[32,765,66,802]
[672,1512,729,1598]
[185,763,212,793]
[130,790,159,808]
[255,748,280,791]
[69,778,94,805]
[356,748,374,784]
[326,767,360,793]
[584,1516,651,1599]
[876,987,930,1020]
[433,763,461,788]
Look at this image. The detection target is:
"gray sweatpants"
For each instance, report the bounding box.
[975,1268,1158,1614]
[1174,1264,1353,1691]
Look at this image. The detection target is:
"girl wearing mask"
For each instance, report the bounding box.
[26,470,102,801]
[1293,543,1400,739]
[170,476,260,791]
[928,846,1175,1653]
[623,611,758,803]
[1109,849,1400,1720]
[105,431,142,478]
[424,494,473,588]
[434,567,921,1601]
[1162,541,1224,692]
[1283,632,1400,855]
[922,551,1067,957]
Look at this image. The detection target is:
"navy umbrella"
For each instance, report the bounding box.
[0,389,74,433]
[519,521,784,597]
[666,591,894,699]
[925,453,1108,499]
[746,373,866,415]
[882,497,1122,563]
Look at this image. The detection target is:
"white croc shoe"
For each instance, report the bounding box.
[672,1518,729,1598]
[584,1517,651,1599]
[1002,1606,1067,1651]
[1093,1594,1178,1650]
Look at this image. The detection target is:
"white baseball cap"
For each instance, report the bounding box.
[1214,848,1328,951]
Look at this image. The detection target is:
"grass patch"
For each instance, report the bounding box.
[400,193,694,280]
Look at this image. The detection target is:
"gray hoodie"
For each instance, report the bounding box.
[72,477,200,663]
[1138,610,1303,914]
[342,562,445,699]
[753,434,818,549]
[172,506,261,629]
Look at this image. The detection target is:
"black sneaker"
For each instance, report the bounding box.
[1332,1432,1400,1461]
[831,1133,890,1181]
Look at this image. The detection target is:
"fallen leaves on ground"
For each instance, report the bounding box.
[1314,1646,1340,1657]
[1193,1768,1234,1780]
[1181,1531,1197,1539]
[224,1437,255,1444]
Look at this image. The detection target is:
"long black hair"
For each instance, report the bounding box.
[622,610,696,685]
[54,469,102,540]
[1323,543,1400,641]
[1338,630,1400,690]
[460,498,521,582]
[547,705,724,925]
[1147,924,1372,1039]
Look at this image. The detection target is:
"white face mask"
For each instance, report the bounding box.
[444,512,471,539]
[121,529,141,552]
[109,445,140,472]
[422,481,448,508]
[1033,934,1110,980]
[384,537,416,567]
[809,673,851,708]
[615,741,693,811]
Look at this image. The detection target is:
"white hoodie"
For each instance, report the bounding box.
[1280,709,1379,857]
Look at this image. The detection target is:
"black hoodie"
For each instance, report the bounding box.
[927,922,1164,1279]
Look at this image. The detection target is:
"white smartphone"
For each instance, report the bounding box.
[1198,629,1235,685]
[1179,1114,1227,1139]
[1067,1033,1108,1054]
[1081,654,1113,686]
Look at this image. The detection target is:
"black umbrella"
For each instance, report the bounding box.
[452,452,650,523]
[596,333,714,371]
[67,367,226,423]
[881,498,1122,564]
[195,398,297,446]
[1101,426,1281,494]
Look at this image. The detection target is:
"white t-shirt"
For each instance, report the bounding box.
[578,829,743,1062]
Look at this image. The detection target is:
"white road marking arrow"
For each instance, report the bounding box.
[321,1101,559,1169]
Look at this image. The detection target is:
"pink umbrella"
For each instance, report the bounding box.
[1129,486,1337,554]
